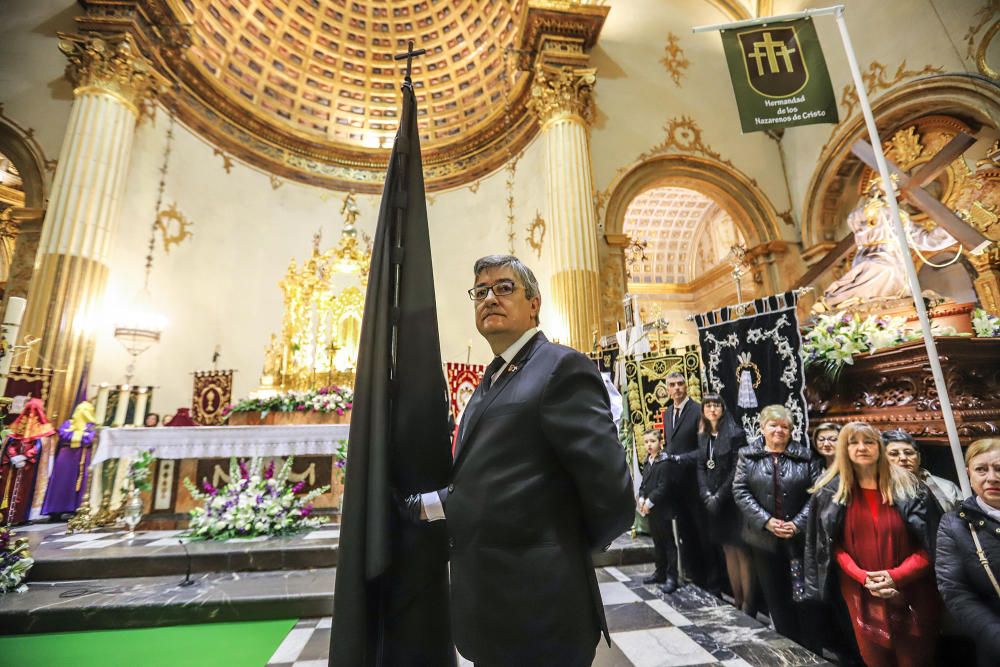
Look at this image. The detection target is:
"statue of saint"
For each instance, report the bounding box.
[817,180,956,312]
[262,333,283,379]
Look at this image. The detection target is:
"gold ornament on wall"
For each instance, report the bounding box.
[528,63,597,126]
[269,174,283,190]
[58,33,157,121]
[213,148,233,174]
[155,204,193,254]
[839,61,945,118]
[527,211,546,259]
[634,116,740,175]
[964,1,999,78]
[660,33,689,87]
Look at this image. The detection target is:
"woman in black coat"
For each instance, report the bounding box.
[937,438,1000,667]
[733,403,822,651]
[696,394,752,612]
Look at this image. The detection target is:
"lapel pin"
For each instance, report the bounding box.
[506,364,519,375]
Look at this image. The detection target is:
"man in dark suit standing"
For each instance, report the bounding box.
[412,254,634,666]
[661,371,716,593]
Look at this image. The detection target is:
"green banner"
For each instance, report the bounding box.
[721,17,839,133]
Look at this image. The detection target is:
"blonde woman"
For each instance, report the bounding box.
[805,422,941,667]
[936,438,1000,666]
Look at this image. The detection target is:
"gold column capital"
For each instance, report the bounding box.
[529,64,596,128]
[58,33,157,116]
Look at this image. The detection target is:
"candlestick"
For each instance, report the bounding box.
[112,385,130,427]
[94,383,110,426]
[132,387,149,426]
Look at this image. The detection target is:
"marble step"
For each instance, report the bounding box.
[24,523,653,581]
[0,568,336,635]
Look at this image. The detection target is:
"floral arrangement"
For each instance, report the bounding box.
[0,527,33,593]
[183,457,329,540]
[222,385,353,419]
[334,439,347,483]
[972,308,1000,338]
[803,313,960,381]
[122,449,156,494]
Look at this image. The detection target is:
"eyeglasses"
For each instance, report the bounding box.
[468,279,519,301]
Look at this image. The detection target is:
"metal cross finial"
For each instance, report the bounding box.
[394,39,427,85]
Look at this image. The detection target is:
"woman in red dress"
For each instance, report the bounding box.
[805,421,941,667]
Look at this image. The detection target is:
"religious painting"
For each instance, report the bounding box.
[192,370,234,426]
[3,365,54,424]
[445,362,485,424]
[622,346,702,444]
[695,291,809,442]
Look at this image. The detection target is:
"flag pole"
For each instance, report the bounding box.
[694,4,971,495]
[830,6,970,495]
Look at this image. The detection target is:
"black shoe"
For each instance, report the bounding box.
[660,577,678,594]
[642,574,665,585]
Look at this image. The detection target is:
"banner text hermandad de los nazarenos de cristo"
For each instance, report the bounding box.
[720,17,839,134]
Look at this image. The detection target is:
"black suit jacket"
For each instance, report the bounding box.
[639,454,670,521]
[446,332,634,665]
[664,398,701,491]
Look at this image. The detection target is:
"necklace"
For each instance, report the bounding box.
[706,433,717,469]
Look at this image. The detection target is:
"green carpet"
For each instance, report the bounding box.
[0,619,297,667]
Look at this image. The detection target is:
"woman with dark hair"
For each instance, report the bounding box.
[883,429,963,512]
[811,422,840,469]
[936,438,1000,666]
[696,394,753,612]
[805,422,941,667]
[733,404,822,649]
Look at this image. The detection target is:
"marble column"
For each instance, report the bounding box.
[530,64,601,350]
[19,34,155,421]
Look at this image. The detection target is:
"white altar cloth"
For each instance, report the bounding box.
[93,424,351,464]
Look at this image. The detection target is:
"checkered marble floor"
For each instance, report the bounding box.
[267,564,830,667]
[31,527,340,550]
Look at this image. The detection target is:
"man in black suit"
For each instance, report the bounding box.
[414,255,633,666]
[662,372,716,592]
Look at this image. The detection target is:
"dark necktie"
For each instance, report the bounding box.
[673,407,681,428]
[481,355,506,392]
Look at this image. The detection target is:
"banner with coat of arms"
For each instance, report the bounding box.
[192,370,234,426]
[622,346,702,445]
[720,17,838,133]
[445,362,484,424]
[694,291,809,442]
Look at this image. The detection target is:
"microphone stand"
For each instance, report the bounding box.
[177,539,196,587]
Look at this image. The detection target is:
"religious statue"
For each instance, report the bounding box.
[41,401,97,518]
[817,179,956,312]
[0,398,55,525]
[262,333,282,379]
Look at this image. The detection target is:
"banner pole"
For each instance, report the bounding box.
[831,6,971,496]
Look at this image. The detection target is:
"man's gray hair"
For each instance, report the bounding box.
[666,372,686,382]
[473,255,541,300]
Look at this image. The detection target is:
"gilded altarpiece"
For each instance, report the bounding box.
[262,228,369,392]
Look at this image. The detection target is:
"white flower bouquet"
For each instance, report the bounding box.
[183,457,329,540]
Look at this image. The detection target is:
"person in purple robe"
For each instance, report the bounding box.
[41,401,96,518]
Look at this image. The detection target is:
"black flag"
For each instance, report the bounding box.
[329,80,455,664]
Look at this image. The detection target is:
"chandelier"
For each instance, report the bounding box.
[114,112,173,383]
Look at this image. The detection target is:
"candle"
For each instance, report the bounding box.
[0,297,27,397]
[112,385,130,427]
[132,387,149,427]
[94,383,110,425]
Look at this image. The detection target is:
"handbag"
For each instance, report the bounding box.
[969,522,1000,599]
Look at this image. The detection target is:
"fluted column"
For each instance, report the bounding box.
[19,34,154,420]
[530,64,601,350]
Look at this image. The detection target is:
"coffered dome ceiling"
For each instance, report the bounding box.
[75,0,755,191]
[178,0,525,149]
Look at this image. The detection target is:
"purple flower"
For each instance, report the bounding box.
[239,460,249,480]
[292,481,306,494]
[202,480,217,496]
[336,408,344,416]
[335,459,346,469]
[318,387,329,395]
[300,505,313,518]
[295,404,306,411]
[265,460,274,479]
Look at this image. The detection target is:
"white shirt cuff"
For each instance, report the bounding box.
[644,499,654,510]
[421,491,446,522]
